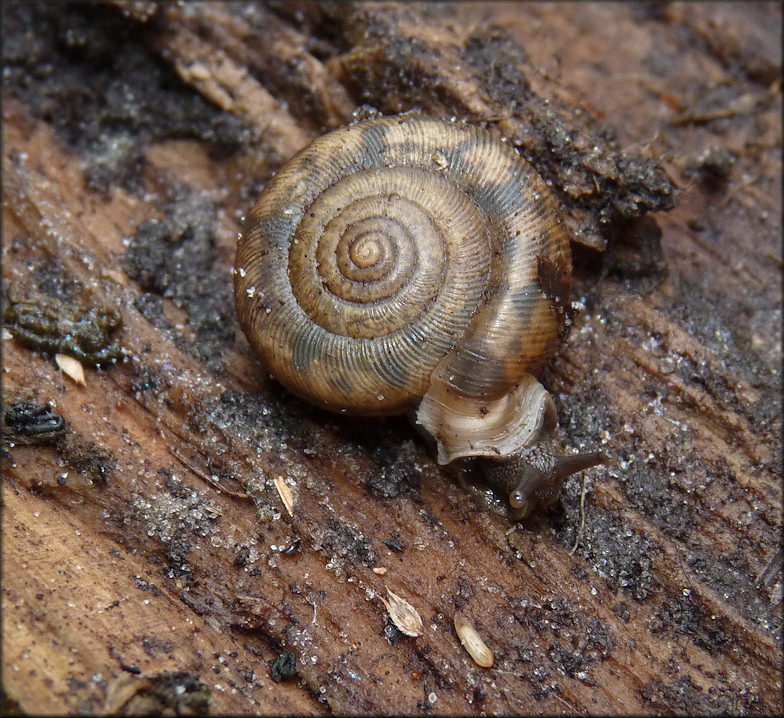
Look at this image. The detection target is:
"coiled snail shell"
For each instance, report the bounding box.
[234,114,607,518]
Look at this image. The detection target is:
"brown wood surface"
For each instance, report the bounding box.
[2,2,781,715]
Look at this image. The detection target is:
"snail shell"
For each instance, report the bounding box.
[235,114,606,517]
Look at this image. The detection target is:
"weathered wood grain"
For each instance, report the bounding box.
[2,2,780,715]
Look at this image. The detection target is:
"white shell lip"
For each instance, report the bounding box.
[415,373,554,463]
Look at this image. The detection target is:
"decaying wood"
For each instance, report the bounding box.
[2,2,781,715]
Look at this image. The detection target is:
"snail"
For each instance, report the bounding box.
[234,114,608,518]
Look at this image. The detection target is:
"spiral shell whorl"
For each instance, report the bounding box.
[234,115,572,417]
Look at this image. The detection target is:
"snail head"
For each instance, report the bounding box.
[481,422,610,520]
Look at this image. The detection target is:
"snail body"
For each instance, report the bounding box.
[235,114,606,517]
